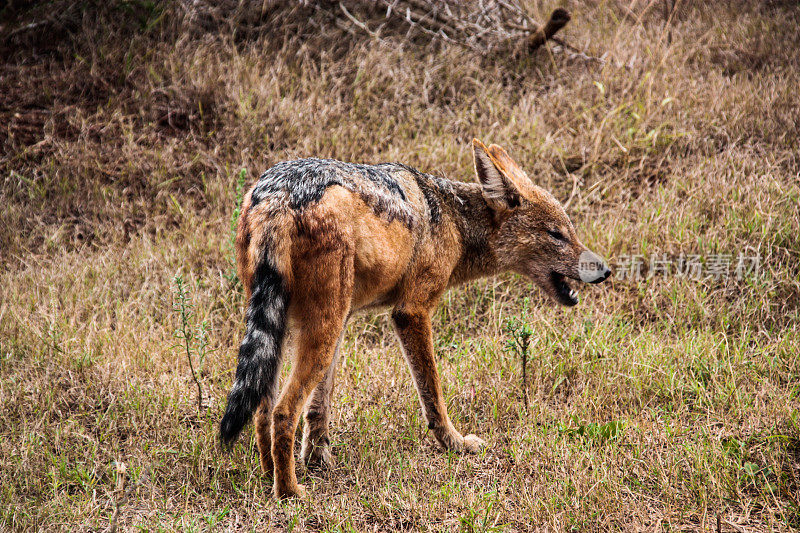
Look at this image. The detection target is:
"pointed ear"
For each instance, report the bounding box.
[487,144,531,187]
[472,139,521,210]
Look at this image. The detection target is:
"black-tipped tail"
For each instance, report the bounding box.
[220,258,288,446]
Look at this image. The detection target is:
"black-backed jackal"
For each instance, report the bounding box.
[220,139,611,498]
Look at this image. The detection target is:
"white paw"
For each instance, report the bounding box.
[275,482,307,499]
[463,434,486,453]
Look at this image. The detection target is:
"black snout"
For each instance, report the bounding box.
[588,265,611,284]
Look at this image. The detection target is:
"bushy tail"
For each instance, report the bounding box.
[219,255,288,446]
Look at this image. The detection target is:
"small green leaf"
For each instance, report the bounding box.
[743,462,759,476]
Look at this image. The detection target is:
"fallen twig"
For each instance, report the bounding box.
[526,8,570,51]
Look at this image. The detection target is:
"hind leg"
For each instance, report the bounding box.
[255,396,275,475]
[254,323,291,475]
[271,254,352,499]
[301,327,346,469]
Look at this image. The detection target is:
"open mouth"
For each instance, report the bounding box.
[550,272,579,306]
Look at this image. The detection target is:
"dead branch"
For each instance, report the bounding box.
[178,0,587,62]
[339,2,383,42]
[526,8,570,52]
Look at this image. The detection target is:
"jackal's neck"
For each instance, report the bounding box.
[447,181,501,285]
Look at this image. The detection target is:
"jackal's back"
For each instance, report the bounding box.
[250,158,425,228]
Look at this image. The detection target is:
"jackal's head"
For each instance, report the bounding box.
[473,139,611,306]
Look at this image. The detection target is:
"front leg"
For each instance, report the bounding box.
[391,306,485,453]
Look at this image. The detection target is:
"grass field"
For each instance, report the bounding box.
[1,1,799,531]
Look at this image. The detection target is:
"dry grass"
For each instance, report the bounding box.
[1,0,799,531]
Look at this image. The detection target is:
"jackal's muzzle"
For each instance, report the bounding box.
[549,250,611,306]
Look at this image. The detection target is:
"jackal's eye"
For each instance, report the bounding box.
[547,229,566,242]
